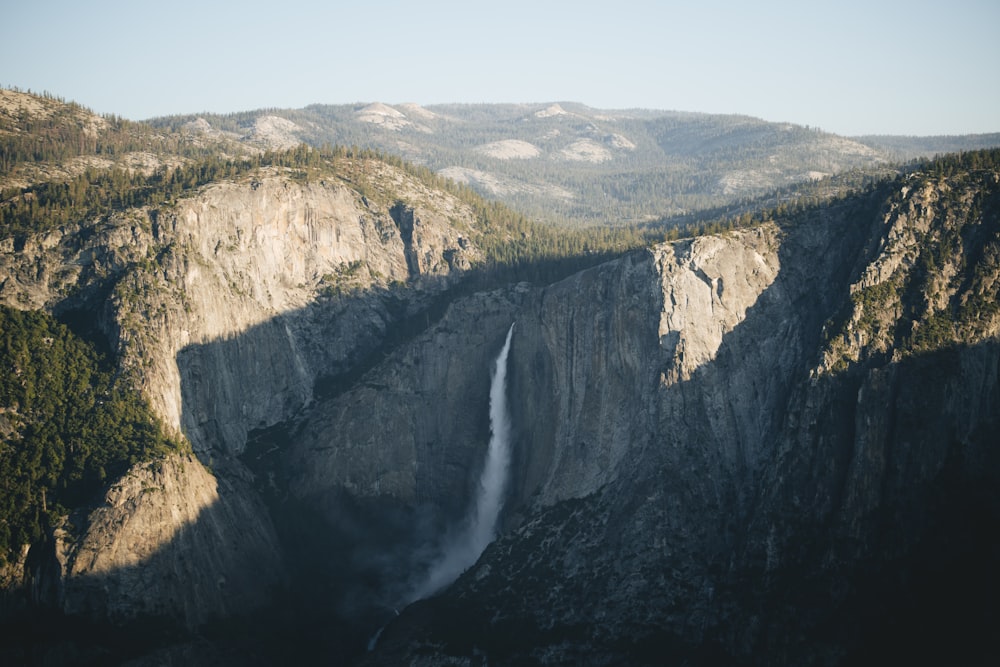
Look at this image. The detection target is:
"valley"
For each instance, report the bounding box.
[1,87,998,665]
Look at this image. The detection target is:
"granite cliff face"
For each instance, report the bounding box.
[47,454,282,628]
[327,215,850,661]
[0,159,483,636]
[1,166,480,456]
[2,146,998,665]
[353,167,999,664]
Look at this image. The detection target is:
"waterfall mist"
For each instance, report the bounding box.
[408,323,515,601]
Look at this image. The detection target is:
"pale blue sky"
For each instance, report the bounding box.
[2,0,998,136]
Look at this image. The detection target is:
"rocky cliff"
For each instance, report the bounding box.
[54,453,282,628]
[3,165,479,454]
[353,163,1000,665]
[0,156,485,645]
[2,119,998,665]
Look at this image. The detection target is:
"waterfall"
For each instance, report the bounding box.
[409,323,515,601]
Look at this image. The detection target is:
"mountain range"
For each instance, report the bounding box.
[147,100,1000,225]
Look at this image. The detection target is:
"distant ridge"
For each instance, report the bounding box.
[149,100,911,224]
[851,132,1000,160]
[5,86,997,225]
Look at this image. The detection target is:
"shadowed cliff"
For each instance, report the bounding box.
[363,168,1000,665]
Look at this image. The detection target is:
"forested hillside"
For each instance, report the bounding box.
[148,101,997,226]
[852,132,1000,162]
[0,306,178,563]
[0,89,634,281]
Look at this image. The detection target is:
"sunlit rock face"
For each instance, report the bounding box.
[122,173,479,458]
[56,454,284,628]
[0,167,481,458]
[503,225,787,510]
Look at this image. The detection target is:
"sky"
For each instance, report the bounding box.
[2,0,998,136]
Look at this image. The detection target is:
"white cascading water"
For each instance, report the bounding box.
[409,323,516,602]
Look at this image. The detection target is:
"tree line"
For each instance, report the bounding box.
[0,145,328,240]
[0,90,222,177]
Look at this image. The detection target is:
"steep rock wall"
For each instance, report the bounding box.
[288,287,524,508]
[4,151,998,663]
[122,172,479,457]
[367,172,1000,664]
[0,167,480,455]
[275,222,813,639]
[0,164,483,629]
[504,225,788,509]
[54,453,284,628]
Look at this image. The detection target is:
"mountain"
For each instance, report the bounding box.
[1,88,998,665]
[148,101,997,226]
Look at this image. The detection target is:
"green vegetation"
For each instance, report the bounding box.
[0,145,325,240]
[149,101,930,227]
[852,276,903,344]
[0,134,824,289]
[0,120,646,284]
[0,87,918,285]
[0,305,181,563]
[853,133,1000,163]
[821,148,1000,365]
[0,89,226,176]
[323,144,791,283]
[901,149,1000,352]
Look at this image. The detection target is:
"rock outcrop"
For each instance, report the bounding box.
[0,160,484,632]
[54,453,283,628]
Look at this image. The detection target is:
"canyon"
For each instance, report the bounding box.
[1,89,998,665]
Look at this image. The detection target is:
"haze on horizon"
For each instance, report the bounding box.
[2,0,998,137]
